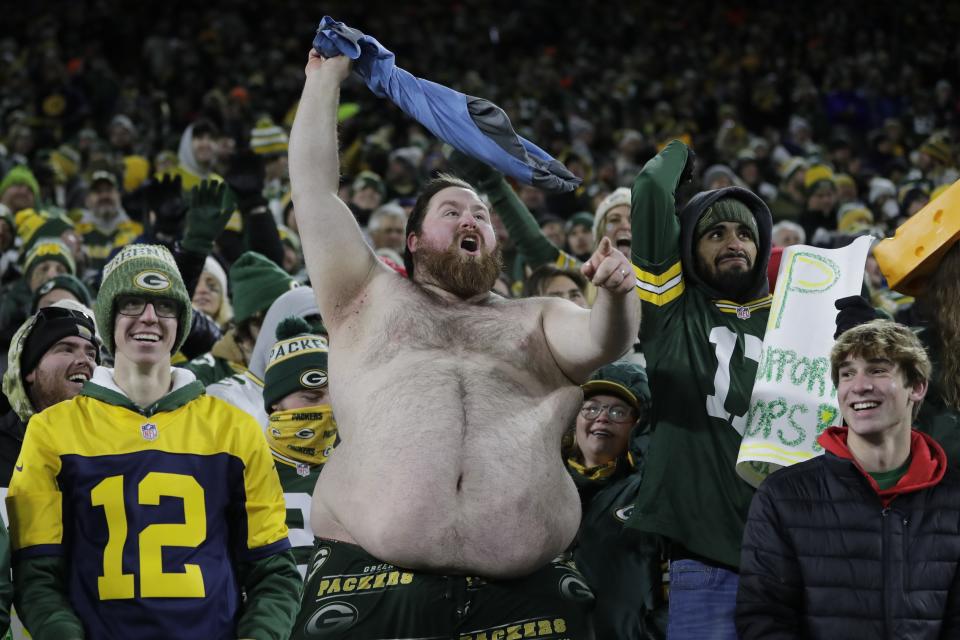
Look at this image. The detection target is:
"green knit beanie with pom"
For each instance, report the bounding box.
[95,244,192,356]
[263,316,329,412]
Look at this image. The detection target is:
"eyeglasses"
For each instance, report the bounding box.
[116,296,180,318]
[580,403,634,423]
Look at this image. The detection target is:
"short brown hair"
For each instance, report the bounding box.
[830,320,931,390]
[523,264,588,298]
[403,173,477,277]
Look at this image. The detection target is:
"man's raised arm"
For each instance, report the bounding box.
[290,51,381,325]
[542,237,641,383]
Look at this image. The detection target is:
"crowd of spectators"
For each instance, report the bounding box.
[0,1,959,637]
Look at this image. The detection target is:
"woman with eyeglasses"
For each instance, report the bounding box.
[564,362,667,640]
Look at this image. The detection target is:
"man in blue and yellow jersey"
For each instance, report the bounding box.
[625,140,773,639]
[7,244,300,640]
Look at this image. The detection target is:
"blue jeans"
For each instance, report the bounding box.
[666,558,739,640]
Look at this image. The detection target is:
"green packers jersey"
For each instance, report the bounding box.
[274,457,322,578]
[75,219,143,272]
[626,141,772,569]
[569,460,666,640]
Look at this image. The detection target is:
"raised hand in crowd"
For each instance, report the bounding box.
[182,179,231,255]
[224,150,267,214]
[144,174,188,240]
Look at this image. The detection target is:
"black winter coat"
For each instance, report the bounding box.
[737,450,960,640]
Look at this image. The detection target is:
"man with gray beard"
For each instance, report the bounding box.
[76,170,142,276]
[288,51,640,639]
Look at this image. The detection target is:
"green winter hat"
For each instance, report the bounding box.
[694,198,759,245]
[582,362,651,413]
[95,244,192,356]
[263,317,329,412]
[0,165,40,203]
[15,207,75,257]
[566,212,594,234]
[32,273,93,311]
[229,251,299,324]
[24,239,76,281]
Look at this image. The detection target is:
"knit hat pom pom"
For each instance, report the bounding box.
[276,316,312,341]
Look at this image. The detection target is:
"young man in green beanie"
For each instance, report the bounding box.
[626,140,773,639]
[183,250,299,386]
[262,317,337,582]
[7,244,300,640]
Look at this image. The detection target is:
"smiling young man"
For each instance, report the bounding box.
[737,320,960,639]
[0,302,99,486]
[7,244,300,640]
[288,51,639,638]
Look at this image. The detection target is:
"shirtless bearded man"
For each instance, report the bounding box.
[289,51,640,639]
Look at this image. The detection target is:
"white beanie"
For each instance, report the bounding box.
[592,187,631,243]
[203,256,228,297]
[868,177,896,205]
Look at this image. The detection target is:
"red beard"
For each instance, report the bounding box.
[414,242,503,299]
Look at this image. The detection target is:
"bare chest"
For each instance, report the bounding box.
[359,295,558,380]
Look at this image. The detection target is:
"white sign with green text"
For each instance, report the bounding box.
[736,235,872,488]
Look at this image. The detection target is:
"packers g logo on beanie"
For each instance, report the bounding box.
[95,244,192,356]
[263,316,329,412]
[134,270,172,291]
[300,369,328,388]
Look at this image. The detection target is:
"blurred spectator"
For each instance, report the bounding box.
[74,170,143,279]
[800,164,838,242]
[771,220,805,248]
[366,202,406,255]
[523,264,589,309]
[770,158,807,223]
[565,212,595,262]
[348,170,386,226]
[0,166,39,215]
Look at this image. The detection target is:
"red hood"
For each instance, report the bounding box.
[817,426,947,506]
[767,246,784,291]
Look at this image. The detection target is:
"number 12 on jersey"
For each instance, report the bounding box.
[91,472,207,600]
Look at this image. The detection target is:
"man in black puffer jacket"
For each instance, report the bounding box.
[737,320,960,639]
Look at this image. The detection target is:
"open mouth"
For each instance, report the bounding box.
[852,401,880,412]
[615,237,631,252]
[589,428,613,438]
[459,235,480,253]
[67,372,91,384]
[132,333,161,343]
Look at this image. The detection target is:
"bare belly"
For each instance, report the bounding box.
[312,354,583,578]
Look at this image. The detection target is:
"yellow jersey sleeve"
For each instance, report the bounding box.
[6,413,64,556]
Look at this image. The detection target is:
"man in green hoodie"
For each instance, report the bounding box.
[625,140,773,639]
[737,320,960,639]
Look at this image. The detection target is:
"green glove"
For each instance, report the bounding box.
[443,145,502,191]
[181,180,231,255]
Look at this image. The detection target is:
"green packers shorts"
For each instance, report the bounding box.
[292,538,596,639]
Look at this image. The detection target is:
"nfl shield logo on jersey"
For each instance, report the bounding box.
[736,306,751,320]
[296,462,310,477]
[140,423,158,441]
